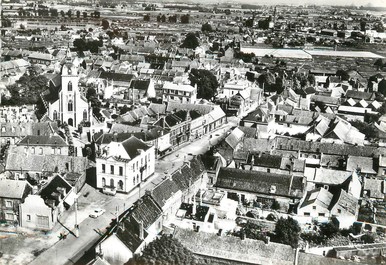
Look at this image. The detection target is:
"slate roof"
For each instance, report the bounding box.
[300,188,334,209]
[215,167,304,198]
[275,137,386,157]
[237,126,257,138]
[17,135,68,147]
[225,128,244,150]
[0,122,58,138]
[121,136,151,159]
[0,179,32,199]
[363,178,384,199]
[247,153,282,168]
[130,79,151,91]
[38,174,72,207]
[311,168,353,185]
[115,218,148,253]
[99,72,134,83]
[346,156,376,174]
[345,90,375,101]
[333,189,358,216]
[166,102,213,115]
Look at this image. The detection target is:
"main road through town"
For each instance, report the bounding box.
[29,117,238,265]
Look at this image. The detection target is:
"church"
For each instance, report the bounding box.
[48,62,91,128]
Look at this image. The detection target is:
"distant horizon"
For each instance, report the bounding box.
[139,0,386,8]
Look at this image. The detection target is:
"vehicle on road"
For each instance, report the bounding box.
[89,208,106,218]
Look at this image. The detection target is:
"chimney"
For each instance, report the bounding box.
[139,220,144,240]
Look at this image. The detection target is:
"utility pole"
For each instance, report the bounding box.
[74,197,79,237]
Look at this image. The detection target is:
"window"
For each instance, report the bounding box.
[37,215,49,227]
[6,201,13,208]
[312,206,316,210]
[53,110,58,120]
[119,166,123,176]
[110,165,114,174]
[102,177,106,187]
[118,180,123,190]
[133,176,136,185]
[102,164,105,173]
[148,153,150,162]
[24,147,28,154]
[1,127,5,132]
[318,213,325,217]
[6,213,13,220]
[68,81,73,91]
[110,178,114,187]
[27,215,31,222]
[136,161,138,170]
[304,212,310,216]
[39,148,43,155]
[83,109,87,121]
[68,100,73,111]
[57,148,61,155]
[52,148,56,155]
[31,147,35,154]
[338,209,342,214]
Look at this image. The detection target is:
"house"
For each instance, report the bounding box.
[215,167,305,205]
[127,79,156,103]
[48,63,91,128]
[0,121,58,145]
[153,110,192,148]
[96,195,163,265]
[162,81,197,104]
[96,136,155,194]
[297,187,359,226]
[13,135,69,156]
[20,174,76,230]
[0,179,33,224]
[5,153,90,185]
[19,195,57,231]
[28,52,56,65]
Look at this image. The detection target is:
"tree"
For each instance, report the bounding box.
[60,10,65,17]
[336,69,350,81]
[181,14,190,24]
[67,10,72,18]
[180,32,199,49]
[273,217,301,248]
[189,68,219,100]
[94,11,100,18]
[76,10,80,18]
[125,234,197,265]
[143,14,150,22]
[271,200,281,210]
[257,72,276,92]
[101,19,109,30]
[378,79,386,96]
[82,11,87,18]
[201,22,213,32]
[350,120,377,139]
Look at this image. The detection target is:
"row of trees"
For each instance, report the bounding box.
[73,38,103,53]
[144,14,190,24]
[17,8,101,19]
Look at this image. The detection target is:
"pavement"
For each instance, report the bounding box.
[26,118,239,265]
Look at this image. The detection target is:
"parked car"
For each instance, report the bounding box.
[102,186,117,196]
[89,208,106,218]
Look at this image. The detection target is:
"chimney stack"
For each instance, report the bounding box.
[139,220,144,240]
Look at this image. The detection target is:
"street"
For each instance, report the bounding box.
[27,119,238,265]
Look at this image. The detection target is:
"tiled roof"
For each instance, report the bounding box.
[6,153,89,174]
[216,167,304,198]
[151,178,180,208]
[346,156,376,174]
[171,157,206,191]
[99,72,134,83]
[0,179,32,199]
[300,188,333,209]
[174,228,295,265]
[131,195,162,229]
[115,218,147,253]
[17,135,68,147]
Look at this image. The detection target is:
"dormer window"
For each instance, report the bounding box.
[270,185,276,193]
